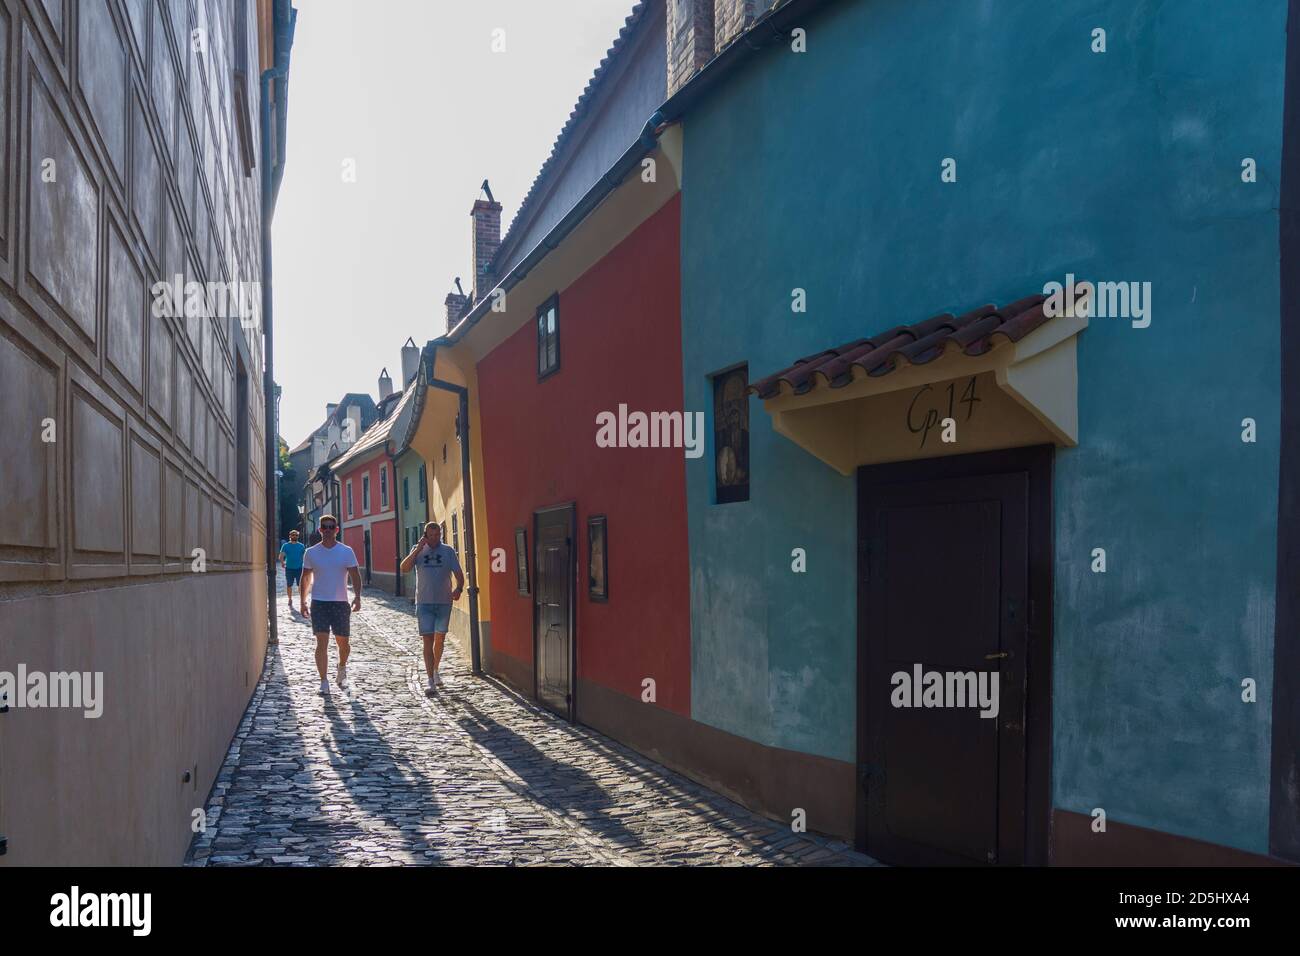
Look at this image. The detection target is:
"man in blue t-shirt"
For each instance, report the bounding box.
[278,530,307,610]
[400,521,464,697]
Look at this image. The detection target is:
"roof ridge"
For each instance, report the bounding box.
[495,1,653,265]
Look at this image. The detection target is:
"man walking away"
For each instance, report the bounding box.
[279,530,306,610]
[299,515,363,695]
[400,521,464,697]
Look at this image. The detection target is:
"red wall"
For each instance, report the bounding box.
[336,455,397,578]
[478,196,690,715]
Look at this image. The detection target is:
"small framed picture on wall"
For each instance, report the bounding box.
[588,515,608,602]
[515,527,530,595]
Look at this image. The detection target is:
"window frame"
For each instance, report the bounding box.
[515,527,530,595]
[588,514,608,602]
[711,362,751,505]
[362,474,371,514]
[346,479,354,518]
[536,294,560,381]
[380,464,389,510]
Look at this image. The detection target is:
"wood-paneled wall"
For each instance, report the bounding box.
[0,0,269,590]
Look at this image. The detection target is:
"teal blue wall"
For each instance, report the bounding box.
[680,0,1285,852]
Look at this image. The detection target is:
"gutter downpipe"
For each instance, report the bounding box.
[260,2,296,645]
[423,345,482,676]
[390,448,402,598]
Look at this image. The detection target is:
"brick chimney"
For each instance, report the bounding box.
[668,0,714,96]
[714,0,766,53]
[471,182,502,302]
[445,291,469,331]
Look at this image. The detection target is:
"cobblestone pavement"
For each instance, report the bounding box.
[186,580,879,866]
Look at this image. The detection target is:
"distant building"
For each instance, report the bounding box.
[331,357,424,594]
[288,393,378,536]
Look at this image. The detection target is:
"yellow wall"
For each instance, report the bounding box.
[407,346,494,630]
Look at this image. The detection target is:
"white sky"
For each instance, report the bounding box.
[273,0,641,446]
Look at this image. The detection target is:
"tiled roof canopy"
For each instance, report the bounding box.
[751,293,1056,399]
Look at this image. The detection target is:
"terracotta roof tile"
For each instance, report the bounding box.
[750,292,1063,400]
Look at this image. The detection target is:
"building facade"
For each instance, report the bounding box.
[0,0,295,864]
[673,0,1298,863]
[420,0,1300,866]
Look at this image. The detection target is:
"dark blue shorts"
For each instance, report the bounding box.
[310,600,351,637]
[285,567,302,586]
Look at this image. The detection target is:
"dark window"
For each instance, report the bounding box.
[418,464,427,501]
[515,528,529,595]
[403,475,410,510]
[536,295,559,379]
[231,0,256,176]
[452,512,459,554]
[235,356,249,505]
[346,480,354,518]
[588,515,608,602]
[363,475,371,513]
[380,466,389,509]
[712,364,750,504]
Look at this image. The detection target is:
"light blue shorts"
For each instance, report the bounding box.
[416,603,452,635]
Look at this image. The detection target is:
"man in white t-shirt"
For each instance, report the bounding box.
[299,514,363,695]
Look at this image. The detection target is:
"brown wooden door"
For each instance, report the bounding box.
[858,455,1038,866]
[534,505,575,719]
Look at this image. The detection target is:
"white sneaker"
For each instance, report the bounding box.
[425,681,437,698]
[337,665,348,688]
[319,679,329,695]
[434,671,444,688]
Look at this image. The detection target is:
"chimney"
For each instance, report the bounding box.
[714,0,765,53]
[445,277,469,331]
[668,0,714,96]
[471,181,502,302]
[326,402,339,420]
[400,337,420,386]
[378,367,394,400]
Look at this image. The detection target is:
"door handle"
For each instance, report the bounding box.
[984,652,1009,660]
